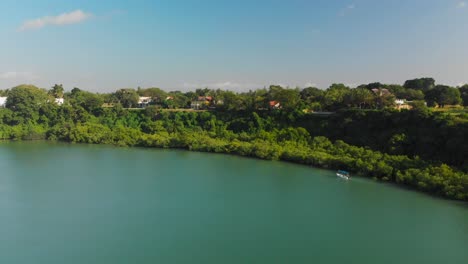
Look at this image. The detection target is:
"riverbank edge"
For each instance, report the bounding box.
[2,135,467,202]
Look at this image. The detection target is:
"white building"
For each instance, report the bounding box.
[138,97,152,108]
[395,99,406,105]
[55,98,65,105]
[0,97,7,108]
[190,101,203,110]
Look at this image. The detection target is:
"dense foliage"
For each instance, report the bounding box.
[295,109,468,170]
[0,82,467,201]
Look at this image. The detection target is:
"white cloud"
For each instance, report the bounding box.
[0,71,38,80]
[182,81,261,91]
[304,82,318,87]
[182,81,319,91]
[19,10,92,31]
[457,1,466,8]
[0,72,19,79]
[339,3,356,16]
[345,83,358,88]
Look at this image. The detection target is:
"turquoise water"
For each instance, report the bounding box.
[0,142,466,264]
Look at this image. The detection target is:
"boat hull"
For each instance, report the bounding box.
[336,173,350,180]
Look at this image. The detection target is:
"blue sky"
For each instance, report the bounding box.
[1,0,467,92]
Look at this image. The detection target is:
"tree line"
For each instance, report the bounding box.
[3,77,464,112]
[125,78,465,111]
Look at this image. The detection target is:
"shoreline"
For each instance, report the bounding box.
[2,138,467,203]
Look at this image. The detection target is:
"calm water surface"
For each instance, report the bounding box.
[0,142,466,264]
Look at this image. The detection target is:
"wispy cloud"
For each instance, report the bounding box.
[339,4,356,16]
[182,81,261,91]
[457,1,466,8]
[18,10,92,31]
[304,82,318,88]
[345,83,358,88]
[0,71,38,80]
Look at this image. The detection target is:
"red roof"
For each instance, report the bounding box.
[197,96,213,101]
[269,101,279,106]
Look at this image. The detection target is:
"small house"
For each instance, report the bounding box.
[395,99,413,110]
[269,101,281,109]
[190,101,203,110]
[197,96,213,102]
[0,97,7,108]
[191,96,213,110]
[55,98,65,105]
[138,97,153,108]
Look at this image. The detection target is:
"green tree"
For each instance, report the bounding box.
[360,82,384,90]
[390,87,425,100]
[459,85,468,106]
[322,84,351,110]
[6,85,49,123]
[370,88,396,109]
[268,85,301,111]
[168,91,190,108]
[300,87,324,111]
[67,89,104,113]
[137,87,167,101]
[115,89,139,108]
[300,87,323,102]
[240,89,268,111]
[404,89,425,100]
[404,78,435,91]
[195,88,211,96]
[0,89,9,96]
[409,100,430,117]
[385,84,404,94]
[425,85,462,107]
[219,90,241,111]
[344,88,374,109]
[49,84,65,98]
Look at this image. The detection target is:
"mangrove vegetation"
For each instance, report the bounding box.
[0,79,467,201]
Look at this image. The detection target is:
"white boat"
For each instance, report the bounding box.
[336,170,351,180]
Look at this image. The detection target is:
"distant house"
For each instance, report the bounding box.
[395,99,413,110]
[190,101,203,110]
[191,96,213,110]
[45,98,65,105]
[0,97,7,108]
[55,98,65,105]
[269,101,281,109]
[395,99,428,110]
[395,99,405,105]
[138,97,153,108]
[196,96,213,102]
